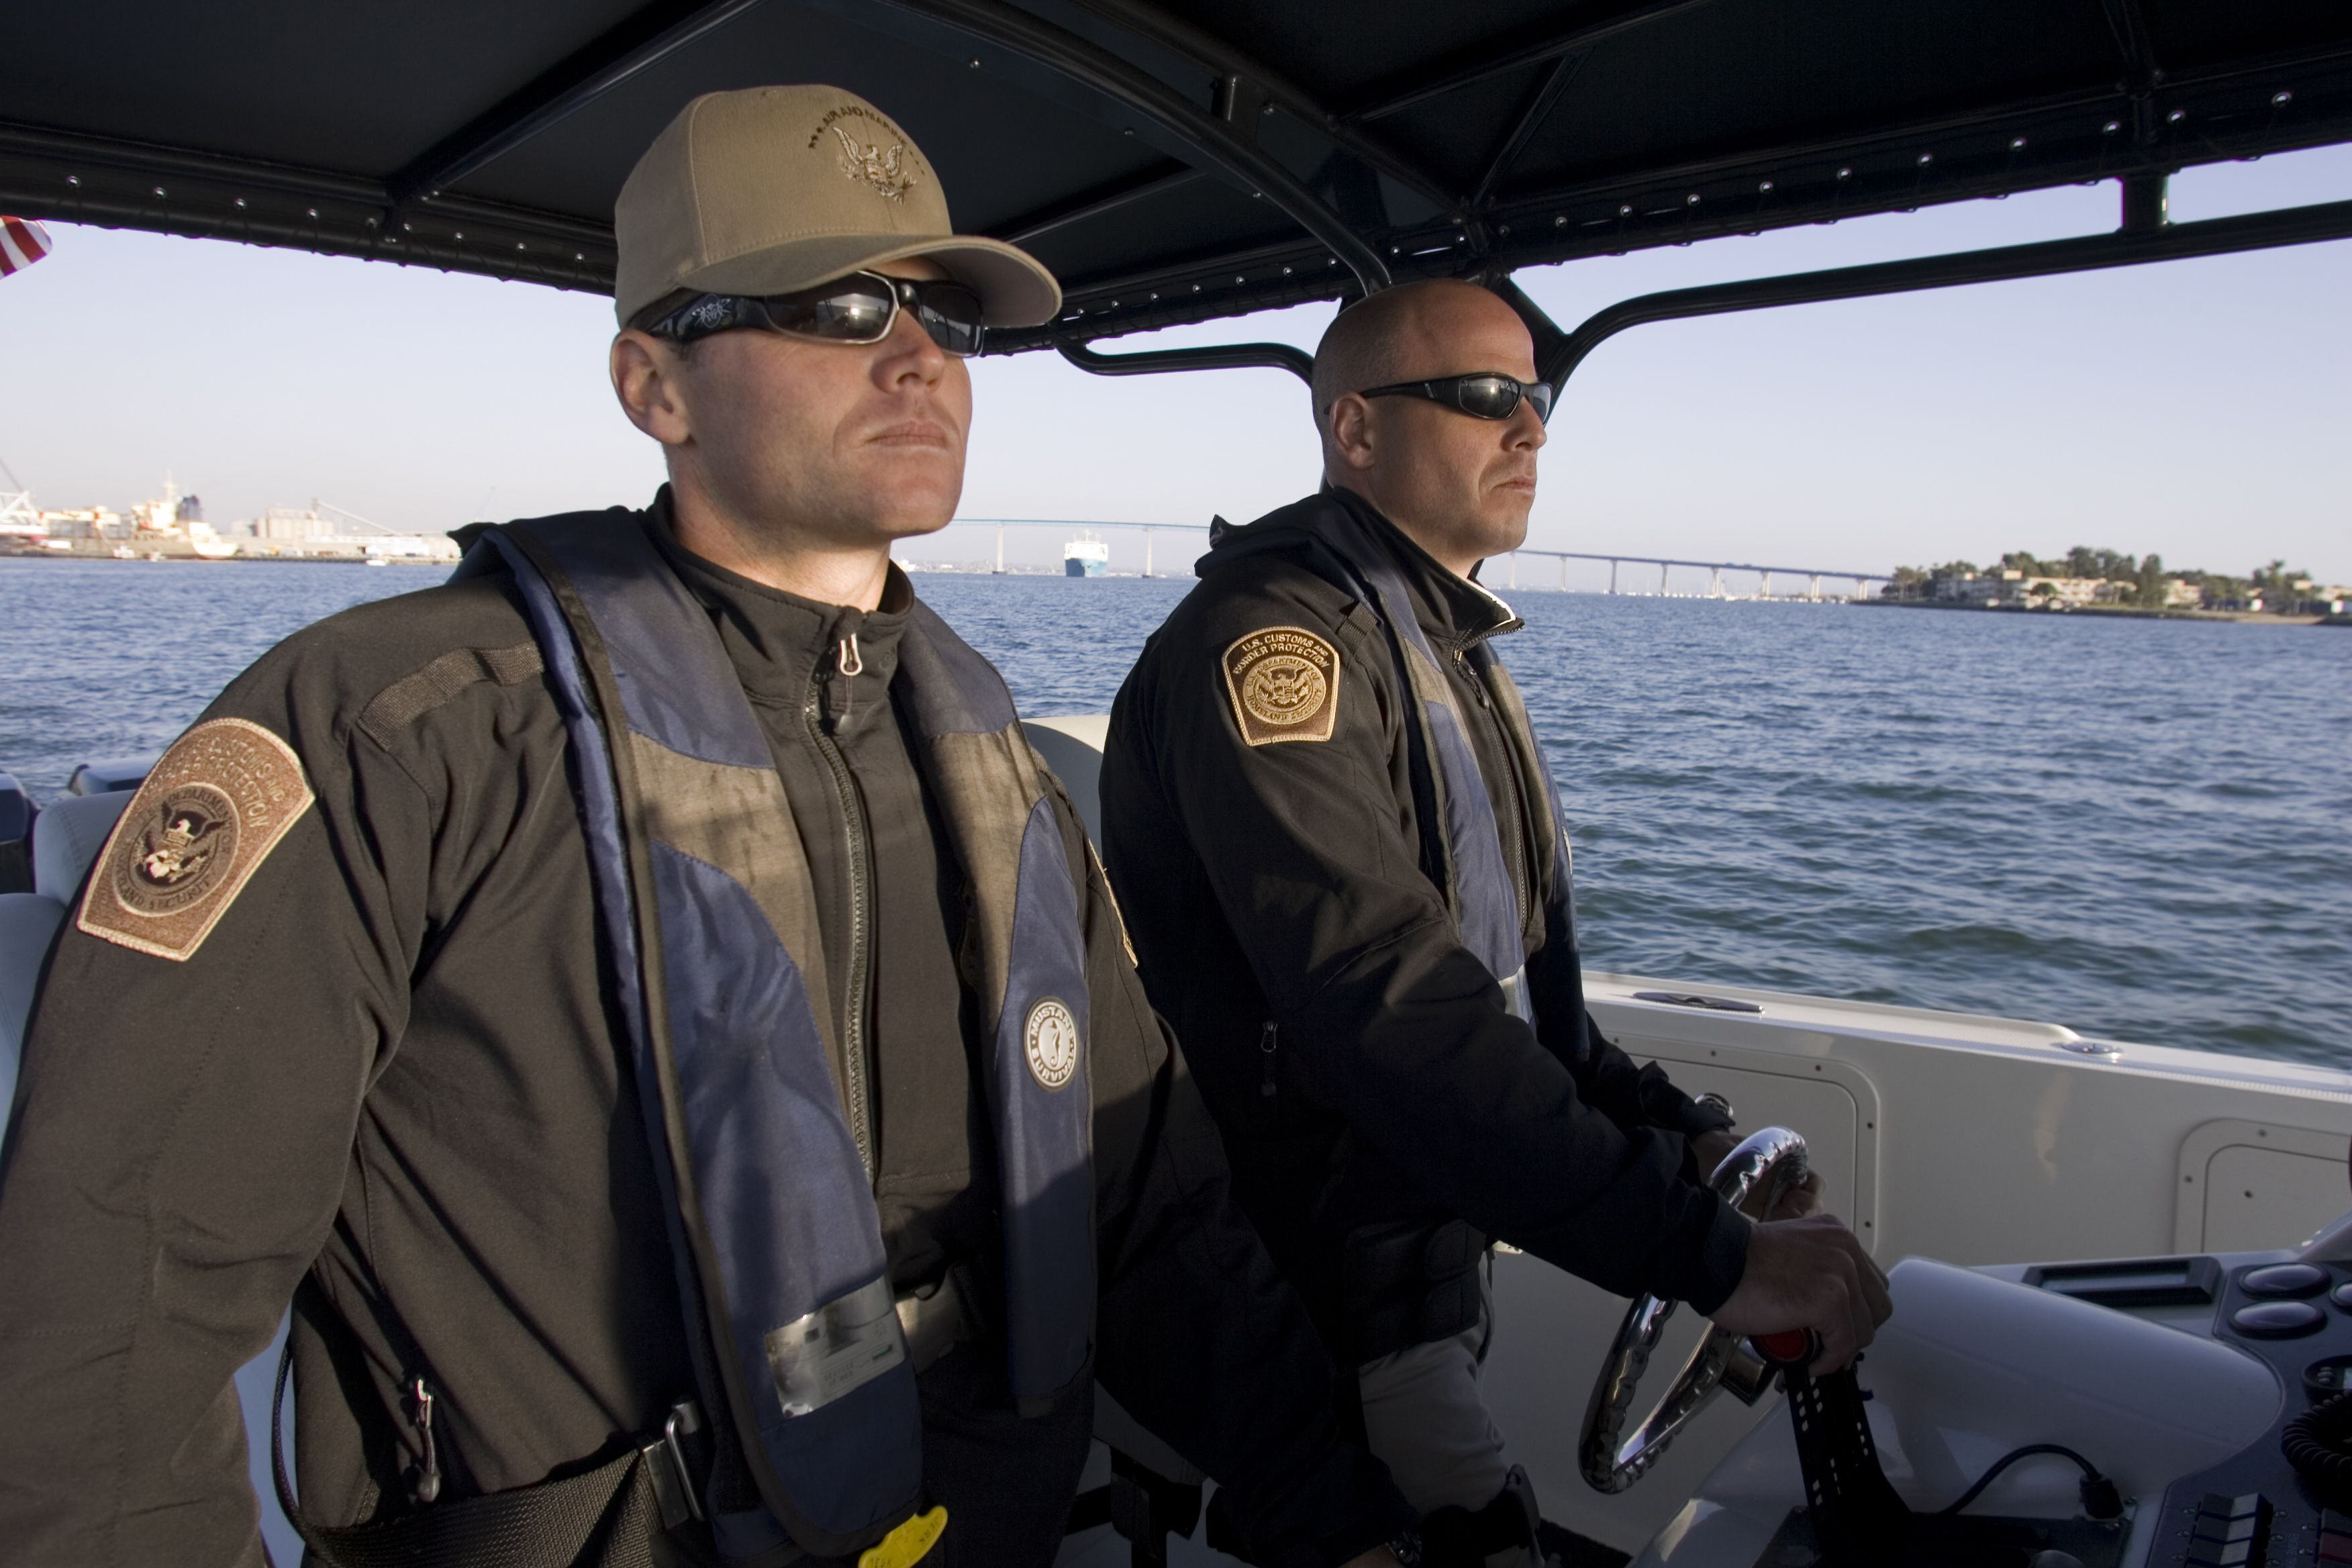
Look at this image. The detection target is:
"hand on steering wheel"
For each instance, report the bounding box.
[1582,1126,1818,1492]
[1706,1214,1892,1375]
[1694,1128,1826,1219]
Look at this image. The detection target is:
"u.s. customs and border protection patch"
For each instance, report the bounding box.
[77,717,315,961]
[1221,626,1341,745]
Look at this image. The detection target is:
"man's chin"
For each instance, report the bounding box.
[859,482,962,543]
[879,507,957,542]
[1486,516,1533,558]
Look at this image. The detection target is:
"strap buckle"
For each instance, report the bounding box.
[640,1399,705,1530]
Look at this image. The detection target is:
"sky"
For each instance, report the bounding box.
[1,144,2346,583]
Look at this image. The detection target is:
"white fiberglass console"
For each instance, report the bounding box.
[1635,1242,2352,1568]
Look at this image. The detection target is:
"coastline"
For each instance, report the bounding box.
[0,543,448,567]
[1855,597,2343,628]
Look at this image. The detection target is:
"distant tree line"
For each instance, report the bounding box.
[1886,546,2325,611]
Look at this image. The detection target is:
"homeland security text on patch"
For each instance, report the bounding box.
[1221,626,1341,746]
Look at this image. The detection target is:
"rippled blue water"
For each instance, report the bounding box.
[5,558,2345,1064]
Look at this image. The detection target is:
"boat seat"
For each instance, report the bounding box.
[0,894,64,1134]
[1022,716,1109,847]
[0,771,32,895]
[1,793,133,1157]
[63,756,155,797]
[34,790,134,903]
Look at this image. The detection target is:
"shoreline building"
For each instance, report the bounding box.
[3,481,457,564]
[241,505,458,562]
[1928,568,2200,609]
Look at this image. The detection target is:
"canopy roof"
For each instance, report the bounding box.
[5,0,2348,352]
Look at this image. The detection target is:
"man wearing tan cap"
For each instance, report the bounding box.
[0,87,1412,1568]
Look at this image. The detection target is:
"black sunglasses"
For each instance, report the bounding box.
[1358,372,1554,424]
[650,270,986,356]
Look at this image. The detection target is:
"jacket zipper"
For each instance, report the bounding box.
[1259,1021,1279,1099]
[807,657,877,1181]
[409,1375,442,1504]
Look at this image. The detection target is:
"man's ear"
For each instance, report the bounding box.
[611,330,694,448]
[1326,393,1377,473]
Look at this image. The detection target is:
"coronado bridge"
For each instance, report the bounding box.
[1495,549,1892,601]
[946,520,1890,600]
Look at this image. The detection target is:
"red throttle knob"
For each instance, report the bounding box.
[1752,1329,1816,1366]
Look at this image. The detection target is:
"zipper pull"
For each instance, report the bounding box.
[826,632,865,731]
[1259,1021,1278,1099]
[410,1376,442,1504]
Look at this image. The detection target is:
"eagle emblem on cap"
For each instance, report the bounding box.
[832,124,920,202]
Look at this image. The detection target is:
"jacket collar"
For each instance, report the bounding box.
[1203,485,1523,656]
[643,486,916,711]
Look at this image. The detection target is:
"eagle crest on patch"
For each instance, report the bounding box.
[1222,627,1341,745]
[832,124,920,201]
[77,718,315,961]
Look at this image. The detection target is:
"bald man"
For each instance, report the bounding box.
[1099,282,1886,1566]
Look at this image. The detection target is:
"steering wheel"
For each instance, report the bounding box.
[1579,1125,1810,1493]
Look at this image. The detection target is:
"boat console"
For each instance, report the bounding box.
[1637,1232,2352,1568]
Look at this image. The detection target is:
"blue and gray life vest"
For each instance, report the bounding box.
[479,512,1095,1558]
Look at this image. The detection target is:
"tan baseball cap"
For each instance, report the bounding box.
[613,85,1061,330]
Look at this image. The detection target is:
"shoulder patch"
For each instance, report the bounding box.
[77,718,316,961]
[1221,626,1341,746]
[1024,997,1081,1091]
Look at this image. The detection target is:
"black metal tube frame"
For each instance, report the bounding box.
[1543,196,2352,387]
[1344,0,1718,123]
[872,0,1391,295]
[1059,194,2352,398]
[390,0,769,203]
[1059,340,1312,383]
[1060,0,1457,216]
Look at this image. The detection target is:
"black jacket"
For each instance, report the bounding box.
[1101,489,1746,1363]
[0,503,1407,1567]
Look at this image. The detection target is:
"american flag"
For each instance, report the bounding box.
[0,217,52,277]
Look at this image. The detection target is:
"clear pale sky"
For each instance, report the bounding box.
[2,144,2345,582]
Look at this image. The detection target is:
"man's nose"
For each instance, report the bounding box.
[876,304,947,385]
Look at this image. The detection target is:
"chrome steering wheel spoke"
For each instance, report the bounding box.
[1578,1126,1809,1493]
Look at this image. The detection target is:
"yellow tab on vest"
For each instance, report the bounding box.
[859,1506,947,1568]
[1221,626,1340,746]
[76,717,315,961]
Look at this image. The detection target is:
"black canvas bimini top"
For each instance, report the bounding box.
[3,0,2347,350]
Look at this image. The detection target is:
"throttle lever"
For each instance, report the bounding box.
[1773,1339,1911,1568]
[1751,1328,1817,1367]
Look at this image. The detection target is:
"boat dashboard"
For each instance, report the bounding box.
[1640,1231,2352,1568]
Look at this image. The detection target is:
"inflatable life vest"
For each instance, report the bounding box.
[483,513,1095,1558]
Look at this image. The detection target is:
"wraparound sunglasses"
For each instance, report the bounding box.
[1358,372,1555,424]
[649,270,986,356]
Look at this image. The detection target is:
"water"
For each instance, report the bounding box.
[5,558,2346,1065]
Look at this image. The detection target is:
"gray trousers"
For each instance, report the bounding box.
[1354,1262,1542,1566]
